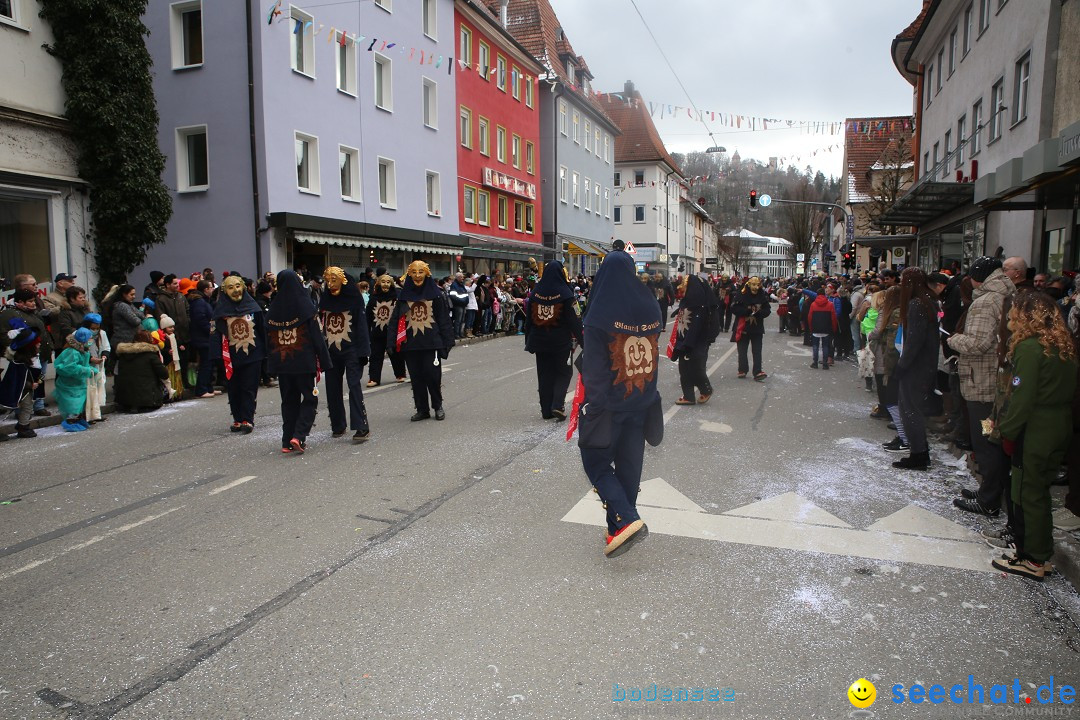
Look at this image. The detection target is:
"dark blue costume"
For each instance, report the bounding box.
[524,261,584,420]
[366,278,407,385]
[319,271,371,440]
[212,283,266,429]
[390,267,454,421]
[672,275,719,403]
[578,251,663,556]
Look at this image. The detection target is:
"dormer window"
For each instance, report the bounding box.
[566,60,575,85]
[583,77,590,95]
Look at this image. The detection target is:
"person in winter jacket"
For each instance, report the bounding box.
[366,274,408,386]
[524,260,584,420]
[0,316,44,439]
[319,267,371,443]
[108,285,145,346]
[267,269,332,454]
[730,276,772,380]
[390,261,455,422]
[448,273,469,339]
[186,280,216,398]
[53,327,97,431]
[114,330,169,413]
[806,291,838,369]
[891,268,940,470]
[671,274,719,404]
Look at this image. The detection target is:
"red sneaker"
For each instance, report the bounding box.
[604,519,648,558]
[289,438,306,454]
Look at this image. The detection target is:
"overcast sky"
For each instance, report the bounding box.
[549,0,923,179]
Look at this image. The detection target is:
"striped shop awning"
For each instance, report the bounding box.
[294,231,459,255]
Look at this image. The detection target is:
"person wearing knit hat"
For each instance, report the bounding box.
[80,313,110,422]
[158,313,185,400]
[53,327,98,431]
[0,317,44,438]
[144,271,165,302]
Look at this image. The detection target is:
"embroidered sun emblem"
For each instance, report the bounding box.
[373,300,394,330]
[676,308,691,338]
[532,302,562,327]
[406,300,435,336]
[271,323,307,362]
[609,333,658,398]
[227,316,257,355]
[323,310,352,350]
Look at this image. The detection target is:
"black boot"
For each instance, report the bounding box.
[15,423,37,439]
[892,451,929,470]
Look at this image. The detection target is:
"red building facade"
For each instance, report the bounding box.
[455,0,544,268]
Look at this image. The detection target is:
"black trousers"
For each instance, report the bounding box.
[369,334,406,385]
[325,349,369,434]
[898,370,933,454]
[403,349,443,413]
[226,361,260,424]
[737,333,763,375]
[534,349,573,417]
[278,372,318,446]
[678,351,712,400]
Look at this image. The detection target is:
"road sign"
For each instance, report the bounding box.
[624,242,637,255]
[796,263,805,274]
[796,253,805,262]
[658,253,668,262]
[759,194,772,207]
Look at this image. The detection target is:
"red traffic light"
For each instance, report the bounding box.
[749,190,758,208]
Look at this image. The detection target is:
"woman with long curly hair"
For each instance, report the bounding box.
[991,292,1078,580]
[891,268,939,469]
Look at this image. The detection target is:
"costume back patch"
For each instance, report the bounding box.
[531,302,563,327]
[609,333,658,397]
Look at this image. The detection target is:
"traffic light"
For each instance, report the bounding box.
[843,252,852,270]
[749,189,758,209]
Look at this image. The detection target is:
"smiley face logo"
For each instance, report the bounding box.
[847,678,876,709]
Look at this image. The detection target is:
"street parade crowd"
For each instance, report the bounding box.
[2,253,1080,568]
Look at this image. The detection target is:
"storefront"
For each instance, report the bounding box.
[461,233,547,279]
[565,238,607,277]
[290,231,459,280]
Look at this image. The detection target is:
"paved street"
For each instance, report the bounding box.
[2,330,1079,719]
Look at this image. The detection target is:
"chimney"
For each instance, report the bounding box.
[624,80,635,96]
[499,0,509,28]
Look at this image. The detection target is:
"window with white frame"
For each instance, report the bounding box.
[957,115,966,166]
[295,132,319,194]
[948,28,957,75]
[463,185,476,223]
[422,0,437,39]
[989,79,1004,141]
[604,135,610,163]
[478,117,489,155]
[514,201,524,232]
[923,152,930,176]
[0,0,20,23]
[422,78,437,128]
[572,172,580,207]
[496,126,506,163]
[478,42,490,78]
[633,205,645,223]
[170,1,203,69]
[498,196,508,229]
[511,135,521,169]
[613,171,621,186]
[559,166,568,203]
[423,171,436,215]
[526,141,535,174]
[559,100,568,136]
[926,66,933,106]
[375,0,391,12]
[971,100,983,154]
[943,130,952,176]
[336,32,357,95]
[511,66,521,100]
[978,0,990,33]
[339,146,360,201]
[936,48,944,92]
[378,157,396,208]
[566,60,575,85]
[634,169,644,186]
[459,25,472,66]
[374,53,393,111]
[460,106,472,148]
[963,3,973,55]
[584,178,591,211]
[614,205,622,224]
[603,188,610,218]
[176,125,209,191]
[525,204,534,234]
[496,55,507,91]
[525,77,533,108]
[290,6,314,76]
[1012,52,1029,125]
[932,142,939,174]
[594,183,601,215]
[594,128,601,157]
[584,120,591,152]
[572,111,580,144]
[478,190,490,226]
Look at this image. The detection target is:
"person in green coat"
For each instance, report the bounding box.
[53,327,98,432]
[992,291,1078,580]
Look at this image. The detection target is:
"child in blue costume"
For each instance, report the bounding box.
[53,327,98,431]
[576,250,663,557]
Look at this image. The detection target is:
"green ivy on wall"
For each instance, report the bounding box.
[39,0,172,299]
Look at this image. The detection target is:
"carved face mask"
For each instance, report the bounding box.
[747,278,761,293]
[323,267,346,295]
[408,261,431,286]
[377,275,394,293]
[222,276,246,302]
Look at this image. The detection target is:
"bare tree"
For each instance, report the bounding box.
[863,135,915,236]
[781,178,818,264]
[716,233,750,275]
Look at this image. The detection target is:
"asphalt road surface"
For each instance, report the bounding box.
[2,329,1078,720]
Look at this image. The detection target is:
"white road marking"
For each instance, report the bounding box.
[723,491,852,528]
[0,507,182,582]
[562,480,994,573]
[866,505,980,541]
[209,476,257,496]
[491,367,534,383]
[699,421,733,434]
[783,340,813,357]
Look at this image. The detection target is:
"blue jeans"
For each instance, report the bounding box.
[452,305,465,338]
[464,309,476,334]
[811,335,832,364]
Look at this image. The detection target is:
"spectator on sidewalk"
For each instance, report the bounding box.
[114,330,168,413]
[891,268,939,471]
[108,285,145,346]
[0,316,44,439]
[53,327,96,431]
[51,285,89,350]
[143,271,165,303]
[807,291,837,370]
[186,279,215,398]
[43,272,76,317]
[80,313,110,422]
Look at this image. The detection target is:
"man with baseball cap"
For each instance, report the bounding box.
[42,273,76,316]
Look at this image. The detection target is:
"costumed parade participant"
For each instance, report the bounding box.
[53,327,97,431]
[267,269,331,454]
[319,267,371,443]
[0,318,44,439]
[214,274,267,434]
[570,250,663,558]
[390,260,454,421]
[366,274,407,387]
[730,276,771,380]
[524,260,584,421]
[670,274,720,405]
[80,313,110,422]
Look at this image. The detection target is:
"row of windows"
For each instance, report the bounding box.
[556,167,611,219]
[557,99,612,164]
[462,187,535,234]
[925,0,1009,108]
[175,126,443,215]
[458,107,535,173]
[458,25,535,108]
[923,54,1028,179]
